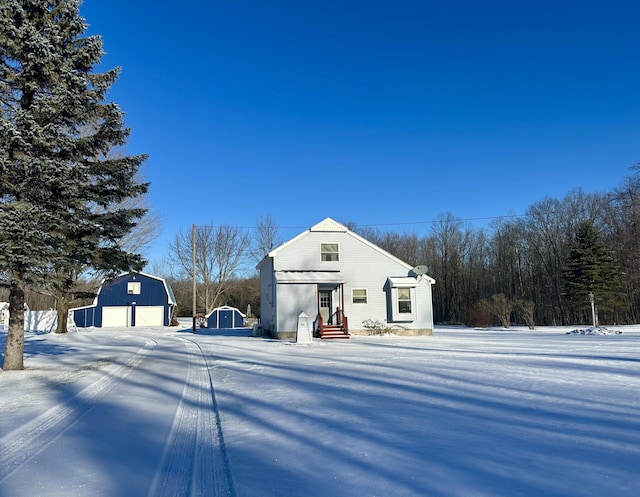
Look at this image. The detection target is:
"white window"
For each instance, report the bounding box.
[387,277,418,322]
[320,243,339,262]
[352,288,368,304]
[127,282,141,295]
[397,288,412,313]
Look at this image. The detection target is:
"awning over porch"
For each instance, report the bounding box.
[274,271,345,284]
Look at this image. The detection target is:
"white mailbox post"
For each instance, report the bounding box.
[296,311,312,344]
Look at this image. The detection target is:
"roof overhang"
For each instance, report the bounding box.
[274,271,345,284]
[387,276,420,287]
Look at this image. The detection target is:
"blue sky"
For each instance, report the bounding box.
[79,1,640,267]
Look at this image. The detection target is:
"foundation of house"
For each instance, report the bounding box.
[349,328,433,336]
[266,328,433,339]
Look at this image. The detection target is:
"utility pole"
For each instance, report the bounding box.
[192,223,197,332]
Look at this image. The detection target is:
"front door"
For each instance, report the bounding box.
[319,289,332,324]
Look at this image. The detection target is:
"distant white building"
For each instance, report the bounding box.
[1,302,56,332]
[0,302,8,329]
[257,218,435,339]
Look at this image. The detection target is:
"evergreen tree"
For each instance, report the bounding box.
[563,220,625,324]
[0,0,148,368]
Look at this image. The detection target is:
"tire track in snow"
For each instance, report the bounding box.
[0,337,158,482]
[148,338,235,497]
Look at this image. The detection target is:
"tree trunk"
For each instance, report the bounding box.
[3,282,25,370]
[55,296,69,334]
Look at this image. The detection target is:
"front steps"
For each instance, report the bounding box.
[320,324,350,339]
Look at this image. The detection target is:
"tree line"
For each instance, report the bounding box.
[347,170,640,328]
[163,174,639,330]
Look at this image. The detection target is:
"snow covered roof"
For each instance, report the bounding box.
[387,276,420,287]
[205,305,246,318]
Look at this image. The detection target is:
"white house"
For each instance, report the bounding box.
[256,218,435,339]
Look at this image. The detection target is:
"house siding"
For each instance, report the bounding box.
[277,230,407,331]
[258,257,276,332]
[276,283,317,337]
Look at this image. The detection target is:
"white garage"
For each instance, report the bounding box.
[134,306,164,327]
[102,306,131,327]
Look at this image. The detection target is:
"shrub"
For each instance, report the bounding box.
[468,303,492,328]
[362,319,391,336]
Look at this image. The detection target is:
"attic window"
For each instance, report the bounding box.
[127,282,141,295]
[321,243,339,262]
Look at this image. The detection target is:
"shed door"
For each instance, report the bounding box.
[219,310,233,328]
[102,306,130,327]
[135,306,164,327]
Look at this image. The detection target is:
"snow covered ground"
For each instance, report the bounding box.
[1,322,639,497]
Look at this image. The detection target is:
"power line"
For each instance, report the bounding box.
[354,214,526,228]
[240,214,526,231]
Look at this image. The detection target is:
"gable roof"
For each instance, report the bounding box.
[260,217,435,283]
[309,217,349,232]
[264,217,351,259]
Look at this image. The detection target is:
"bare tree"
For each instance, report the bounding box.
[252,214,282,262]
[113,169,162,255]
[427,213,474,323]
[520,190,606,325]
[515,299,536,330]
[170,224,250,313]
[603,164,640,322]
[481,294,513,328]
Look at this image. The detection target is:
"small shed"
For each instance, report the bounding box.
[70,272,176,328]
[205,305,246,329]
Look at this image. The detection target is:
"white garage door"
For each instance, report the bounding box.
[102,306,131,327]
[135,306,164,327]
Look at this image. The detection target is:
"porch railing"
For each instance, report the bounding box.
[316,307,349,335]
